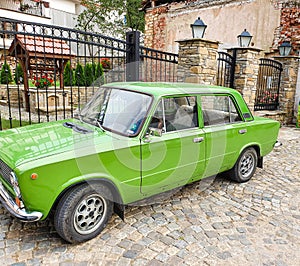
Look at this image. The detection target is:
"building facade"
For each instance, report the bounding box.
[0,0,82,27]
[143,0,300,55]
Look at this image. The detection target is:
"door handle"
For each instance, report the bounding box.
[239,129,247,134]
[193,137,204,143]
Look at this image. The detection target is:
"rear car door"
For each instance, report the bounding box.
[199,94,248,177]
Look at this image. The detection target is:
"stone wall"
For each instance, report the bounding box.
[228,48,262,111]
[177,39,218,84]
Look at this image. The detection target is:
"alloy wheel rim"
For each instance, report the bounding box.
[239,152,255,179]
[73,194,106,235]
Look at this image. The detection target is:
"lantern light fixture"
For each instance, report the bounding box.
[190,17,207,39]
[237,29,253,47]
[278,41,292,56]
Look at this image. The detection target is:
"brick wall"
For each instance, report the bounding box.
[144,5,168,50]
[272,1,300,54]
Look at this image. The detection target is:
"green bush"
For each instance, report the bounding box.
[14,63,24,84]
[0,61,13,84]
[63,61,74,86]
[94,62,104,85]
[74,63,85,86]
[84,63,94,86]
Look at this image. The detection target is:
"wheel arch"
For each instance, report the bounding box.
[51,178,125,220]
[248,144,262,168]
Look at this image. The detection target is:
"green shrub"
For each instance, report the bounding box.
[84,63,94,86]
[94,62,104,85]
[14,63,24,84]
[63,61,74,86]
[74,63,85,86]
[0,61,13,84]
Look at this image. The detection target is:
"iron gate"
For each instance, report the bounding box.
[254,58,283,111]
[0,17,178,130]
[216,51,236,88]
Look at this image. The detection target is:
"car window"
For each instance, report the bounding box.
[79,87,152,136]
[201,95,242,126]
[149,96,198,133]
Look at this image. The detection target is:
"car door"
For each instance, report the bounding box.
[140,95,206,197]
[199,94,247,177]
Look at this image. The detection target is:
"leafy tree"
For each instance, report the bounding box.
[0,61,13,84]
[14,63,24,84]
[64,61,74,86]
[75,63,85,86]
[84,63,94,86]
[76,0,145,37]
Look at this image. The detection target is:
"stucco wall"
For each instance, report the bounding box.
[145,0,281,53]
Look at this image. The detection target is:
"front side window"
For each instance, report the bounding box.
[79,87,152,136]
[201,95,242,126]
[148,96,198,133]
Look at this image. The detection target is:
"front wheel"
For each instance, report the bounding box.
[54,183,113,243]
[228,147,258,183]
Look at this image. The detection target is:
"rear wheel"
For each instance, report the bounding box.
[54,183,113,243]
[228,147,258,183]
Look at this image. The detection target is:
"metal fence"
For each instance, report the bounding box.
[140,46,178,82]
[254,58,283,111]
[216,51,236,89]
[0,18,178,130]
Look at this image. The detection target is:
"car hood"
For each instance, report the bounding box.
[0,119,114,168]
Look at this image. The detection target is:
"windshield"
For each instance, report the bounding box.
[79,87,152,136]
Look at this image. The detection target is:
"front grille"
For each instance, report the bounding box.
[0,159,13,185]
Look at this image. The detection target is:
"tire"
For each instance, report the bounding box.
[228,147,258,183]
[54,183,113,243]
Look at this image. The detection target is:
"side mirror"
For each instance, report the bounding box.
[149,127,163,137]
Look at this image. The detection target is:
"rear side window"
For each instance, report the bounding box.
[201,95,242,126]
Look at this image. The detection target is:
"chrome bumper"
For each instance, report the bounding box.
[0,181,43,222]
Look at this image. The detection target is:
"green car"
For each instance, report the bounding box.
[0,82,280,243]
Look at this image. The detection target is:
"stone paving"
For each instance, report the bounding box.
[0,126,299,266]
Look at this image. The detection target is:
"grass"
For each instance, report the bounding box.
[0,119,33,130]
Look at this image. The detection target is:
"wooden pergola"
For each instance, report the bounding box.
[8,34,75,111]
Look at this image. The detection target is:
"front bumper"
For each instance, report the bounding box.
[0,181,43,222]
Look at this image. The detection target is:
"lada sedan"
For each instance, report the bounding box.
[0,82,280,243]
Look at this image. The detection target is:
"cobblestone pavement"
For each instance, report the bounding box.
[0,126,299,266]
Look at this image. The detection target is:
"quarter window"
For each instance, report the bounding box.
[201,95,242,126]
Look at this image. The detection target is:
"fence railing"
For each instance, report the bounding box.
[216,51,236,89]
[254,58,283,111]
[0,17,178,130]
[140,46,178,82]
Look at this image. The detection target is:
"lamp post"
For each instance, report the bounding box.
[237,29,252,47]
[190,17,207,39]
[278,41,292,56]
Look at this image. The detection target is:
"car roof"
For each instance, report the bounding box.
[104,82,239,98]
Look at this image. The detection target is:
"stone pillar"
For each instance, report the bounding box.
[227,47,262,111]
[176,39,219,84]
[273,56,299,125]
